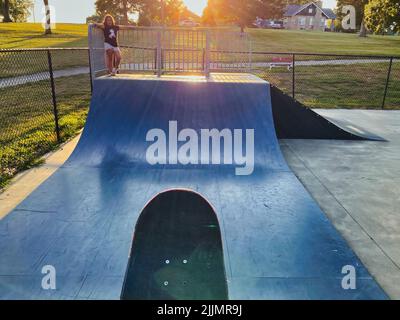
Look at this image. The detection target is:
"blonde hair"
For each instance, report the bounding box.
[103,14,116,27]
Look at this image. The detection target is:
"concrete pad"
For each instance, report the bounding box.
[281,109,400,299]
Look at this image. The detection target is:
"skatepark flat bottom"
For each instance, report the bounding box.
[0,74,388,299]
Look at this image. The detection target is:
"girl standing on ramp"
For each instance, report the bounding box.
[95,15,122,76]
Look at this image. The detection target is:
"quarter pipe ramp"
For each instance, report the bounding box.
[0,74,387,300]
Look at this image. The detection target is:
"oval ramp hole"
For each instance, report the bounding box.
[121,190,228,300]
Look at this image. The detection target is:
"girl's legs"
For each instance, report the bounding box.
[106,49,114,74]
[114,50,122,72]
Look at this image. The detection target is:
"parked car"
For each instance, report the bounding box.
[179,19,200,28]
[268,20,284,29]
[253,18,284,29]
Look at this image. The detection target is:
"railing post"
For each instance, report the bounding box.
[47,49,61,143]
[382,57,393,110]
[248,37,253,74]
[157,30,162,77]
[292,54,296,99]
[205,30,210,78]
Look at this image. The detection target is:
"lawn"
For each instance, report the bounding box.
[248,28,400,57]
[255,61,400,109]
[1,23,400,57]
[0,23,88,49]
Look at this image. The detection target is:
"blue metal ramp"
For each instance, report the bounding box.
[0,74,388,300]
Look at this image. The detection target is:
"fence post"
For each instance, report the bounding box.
[202,49,205,72]
[292,54,296,99]
[47,50,61,143]
[205,30,210,78]
[382,57,393,110]
[156,30,162,77]
[88,48,93,93]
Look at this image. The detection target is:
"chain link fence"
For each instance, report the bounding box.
[252,52,399,109]
[0,47,399,189]
[0,48,91,188]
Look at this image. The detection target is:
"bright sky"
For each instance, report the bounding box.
[28,0,337,24]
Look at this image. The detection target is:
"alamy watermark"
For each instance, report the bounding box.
[341,265,357,290]
[342,5,356,31]
[146,121,255,176]
[41,265,56,290]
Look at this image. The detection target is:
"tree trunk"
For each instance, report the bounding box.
[239,22,245,33]
[161,0,165,27]
[43,0,52,34]
[359,19,367,37]
[122,0,129,25]
[3,0,13,22]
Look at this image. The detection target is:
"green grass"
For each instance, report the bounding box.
[0,23,89,79]
[248,28,400,57]
[1,23,399,57]
[255,61,400,109]
[0,23,88,49]
[0,74,90,189]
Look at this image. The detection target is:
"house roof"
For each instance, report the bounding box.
[321,8,336,19]
[284,2,337,19]
[284,5,302,17]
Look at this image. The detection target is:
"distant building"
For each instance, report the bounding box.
[283,1,336,31]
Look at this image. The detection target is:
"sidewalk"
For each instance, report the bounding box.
[0,67,89,89]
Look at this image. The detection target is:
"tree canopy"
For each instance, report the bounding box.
[95,0,188,26]
[202,0,285,31]
[1,0,33,22]
[95,0,141,24]
[364,0,400,34]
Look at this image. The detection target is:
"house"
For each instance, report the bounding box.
[283,1,336,31]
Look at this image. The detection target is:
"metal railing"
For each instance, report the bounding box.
[251,52,399,109]
[88,25,253,77]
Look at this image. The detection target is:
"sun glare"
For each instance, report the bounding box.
[183,0,208,16]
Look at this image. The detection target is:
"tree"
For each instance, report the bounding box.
[94,0,186,26]
[1,0,32,22]
[202,5,216,26]
[1,0,12,22]
[137,0,185,26]
[201,0,285,32]
[364,0,400,34]
[95,0,142,24]
[43,0,51,34]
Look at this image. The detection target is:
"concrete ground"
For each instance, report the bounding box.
[281,109,400,299]
[0,109,399,299]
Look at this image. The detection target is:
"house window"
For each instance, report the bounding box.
[320,18,325,27]
[300,17,306,26]
[309,8,313,14]
[309,17,314,26]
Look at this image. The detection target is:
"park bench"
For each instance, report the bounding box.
[270,56,293,70]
